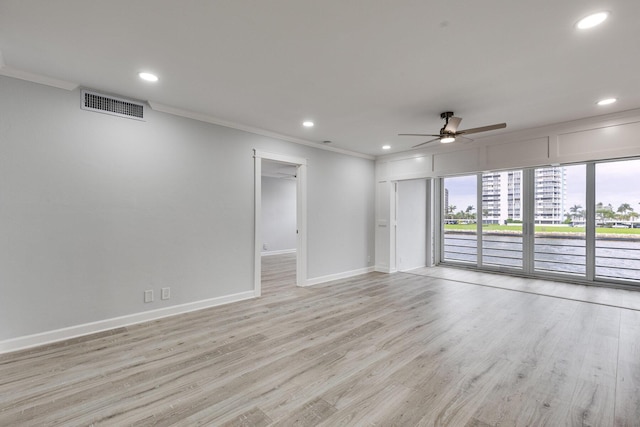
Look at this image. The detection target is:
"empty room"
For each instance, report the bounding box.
[1,1,639,426]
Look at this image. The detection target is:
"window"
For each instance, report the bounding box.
[481,171,523,269]
[534,165,586,276]
[443,175,477,264]
[439,159,640,287]
[595,159,640,281]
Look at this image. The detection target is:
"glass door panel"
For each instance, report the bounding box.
[481,171,523,269]
[595,159,640,282]
[442,175,477,264]
[534,165,586,276]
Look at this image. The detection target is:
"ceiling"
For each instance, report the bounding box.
[1,1,638,158]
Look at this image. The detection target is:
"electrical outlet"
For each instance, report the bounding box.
[144,290,154,303]
[367,255,371,263]
[263,243,268,250]
[161,287,171,300]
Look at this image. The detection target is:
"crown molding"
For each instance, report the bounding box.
[0,52,373,161]
[148,101,375,161]
[0,51,78,91]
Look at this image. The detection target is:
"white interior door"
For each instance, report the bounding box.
[396,179,428,271]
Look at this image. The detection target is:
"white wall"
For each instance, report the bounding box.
[307,150,375,278]
[396,179,427,271]
[0,75,375,347]
[261,176,296,253]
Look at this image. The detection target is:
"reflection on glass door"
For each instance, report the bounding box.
[442,175,477,264]
[595,159,640,281]
[481,171,523,269]
[533,165,586,276]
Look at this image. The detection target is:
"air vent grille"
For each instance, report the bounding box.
[81,90,144,120]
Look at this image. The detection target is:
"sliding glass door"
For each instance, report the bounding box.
[481,171,524,269]
[595,159,640,281]
[533,165,586,276]
[439,159,640,287]
[442,175,477,265]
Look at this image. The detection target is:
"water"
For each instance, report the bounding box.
[444,232,640,282]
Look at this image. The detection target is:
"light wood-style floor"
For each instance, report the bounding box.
[1,253,639,426]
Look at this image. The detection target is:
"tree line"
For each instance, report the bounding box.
[445,202,639,222]
[566,202,639,223]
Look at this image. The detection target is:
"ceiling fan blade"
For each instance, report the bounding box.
[444,116,462,133]
[457,123,506,135]
[412,138,440,148]
[398,133,440,137]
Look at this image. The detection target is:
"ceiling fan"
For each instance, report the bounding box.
[399,112,506,148]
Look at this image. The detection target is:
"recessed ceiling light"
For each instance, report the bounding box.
[138,72,158,82]
[597,98,617,106]
[576,11,609,29]
[302,121,314,128]
[382,145,391,150]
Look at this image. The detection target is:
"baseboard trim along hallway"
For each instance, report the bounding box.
[0,290,256,354]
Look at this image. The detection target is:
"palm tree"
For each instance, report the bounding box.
[595,202,606,224]
[447,205,457,219]
[569,204,583,220]
[465,205,475,219]
[617,203,633,220]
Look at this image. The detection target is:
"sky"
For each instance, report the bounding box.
[595,160,640,211]
[444,175,477,213]
[444,158,640,215]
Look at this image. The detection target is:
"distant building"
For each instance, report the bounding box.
[481,167,565,224]
[482,172,502,223]
[444,188,449,217]
[534,167,565,224]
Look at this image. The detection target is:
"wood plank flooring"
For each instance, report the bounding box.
[1,253,640,426]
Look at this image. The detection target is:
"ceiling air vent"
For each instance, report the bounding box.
[81,89,144,120]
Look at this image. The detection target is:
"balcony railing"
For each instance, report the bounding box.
[444,227,640,283]
[596,238,640,281]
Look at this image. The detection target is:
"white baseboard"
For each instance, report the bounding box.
[375,265,396,274]
[399,264,426,272]
[0,290,256,355]
[303,266,375,287]
[261,249,296,256]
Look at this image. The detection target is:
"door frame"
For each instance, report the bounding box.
[254,150,307,296]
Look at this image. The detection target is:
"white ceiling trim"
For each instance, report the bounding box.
[0,52,78,91]
[148,101,375,161]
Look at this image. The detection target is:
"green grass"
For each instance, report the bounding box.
[444,224,640,235]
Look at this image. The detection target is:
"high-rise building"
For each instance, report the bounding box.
[481,167,565,224]
[534,167,565,224]
[444,188,449,217]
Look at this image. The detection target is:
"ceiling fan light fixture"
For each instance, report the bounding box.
[576,11,609,29]
[400,112,506,149]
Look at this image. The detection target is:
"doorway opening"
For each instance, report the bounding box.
[254,150,307,296]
